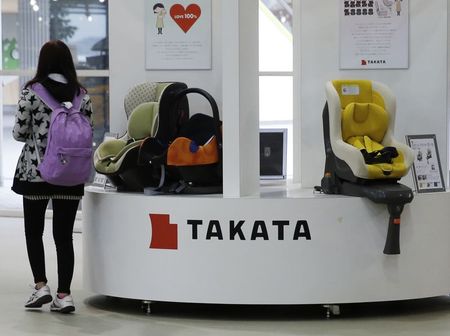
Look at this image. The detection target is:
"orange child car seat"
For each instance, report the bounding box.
[138,88,223,194]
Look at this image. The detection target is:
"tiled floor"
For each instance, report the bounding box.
[2,216,450,335]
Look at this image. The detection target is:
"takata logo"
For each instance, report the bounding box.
[361,59,386,65]
[149,214,178,250]
[149,214,312,250]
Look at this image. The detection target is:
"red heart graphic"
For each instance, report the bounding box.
[170,4,201,33]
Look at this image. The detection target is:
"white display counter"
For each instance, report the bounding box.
[83,185,450,305]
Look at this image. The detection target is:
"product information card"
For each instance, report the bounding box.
[406,135,445,193]
[339,0,409,69]
[145,0,211,70]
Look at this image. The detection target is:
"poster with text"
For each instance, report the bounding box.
[146,0,211,70]
[339,0,409,69]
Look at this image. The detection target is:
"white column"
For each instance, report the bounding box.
[222,0,260,197]
[0,3,3,185]
[292,0,301,184]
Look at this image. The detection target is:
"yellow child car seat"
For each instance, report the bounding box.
[324,79,414,182]
[321,79,414,255]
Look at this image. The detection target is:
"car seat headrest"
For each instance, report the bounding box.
[332,79,385,110]
[352,103,370,123]
[127,102,159,140]
[124,82,159,118]
[351,103,382,123]
[342,102,389,143]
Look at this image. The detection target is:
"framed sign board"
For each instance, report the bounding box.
[339,0,409,69]
[406,134,445,193]
[145,0,212,70]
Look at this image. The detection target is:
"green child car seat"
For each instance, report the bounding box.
[93,82,188,191]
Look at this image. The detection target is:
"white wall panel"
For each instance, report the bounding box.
[109,1,222,134]
[299,0,448,188]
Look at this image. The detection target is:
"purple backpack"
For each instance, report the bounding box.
[32,83,93,186]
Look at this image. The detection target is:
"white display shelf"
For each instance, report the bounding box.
[83,186,450,305]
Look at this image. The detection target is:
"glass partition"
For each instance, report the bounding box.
[259,0,294,178]
[0,0,109,209]
[2,0,108,71]
[1,76,109,179]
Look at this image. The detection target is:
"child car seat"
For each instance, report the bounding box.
[138,88,222,194]
[166,88,222,194]
[93,82,188,191]
[323,79,414,182]
[321,79,414,254]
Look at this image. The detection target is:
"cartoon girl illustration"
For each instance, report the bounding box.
[153,3,166,35]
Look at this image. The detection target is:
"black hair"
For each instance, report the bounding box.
[25,40,86,98]
[153,3,165,11]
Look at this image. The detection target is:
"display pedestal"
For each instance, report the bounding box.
[83,185,450,304]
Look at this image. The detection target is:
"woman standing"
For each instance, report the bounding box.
[12,40,93,314]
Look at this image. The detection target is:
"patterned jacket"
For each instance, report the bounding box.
[12,87,93,184]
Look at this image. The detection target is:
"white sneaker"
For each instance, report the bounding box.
[50,294,75,314]
[25,285,53,308]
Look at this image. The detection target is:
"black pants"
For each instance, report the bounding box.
[23,197,79,294]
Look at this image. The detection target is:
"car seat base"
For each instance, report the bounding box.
[321,174,414,255]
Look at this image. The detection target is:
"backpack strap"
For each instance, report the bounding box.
[30,83,85,112]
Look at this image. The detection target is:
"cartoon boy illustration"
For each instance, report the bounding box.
[375,0,394,17]
[395,0,402,16]
[153,3,166,35]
